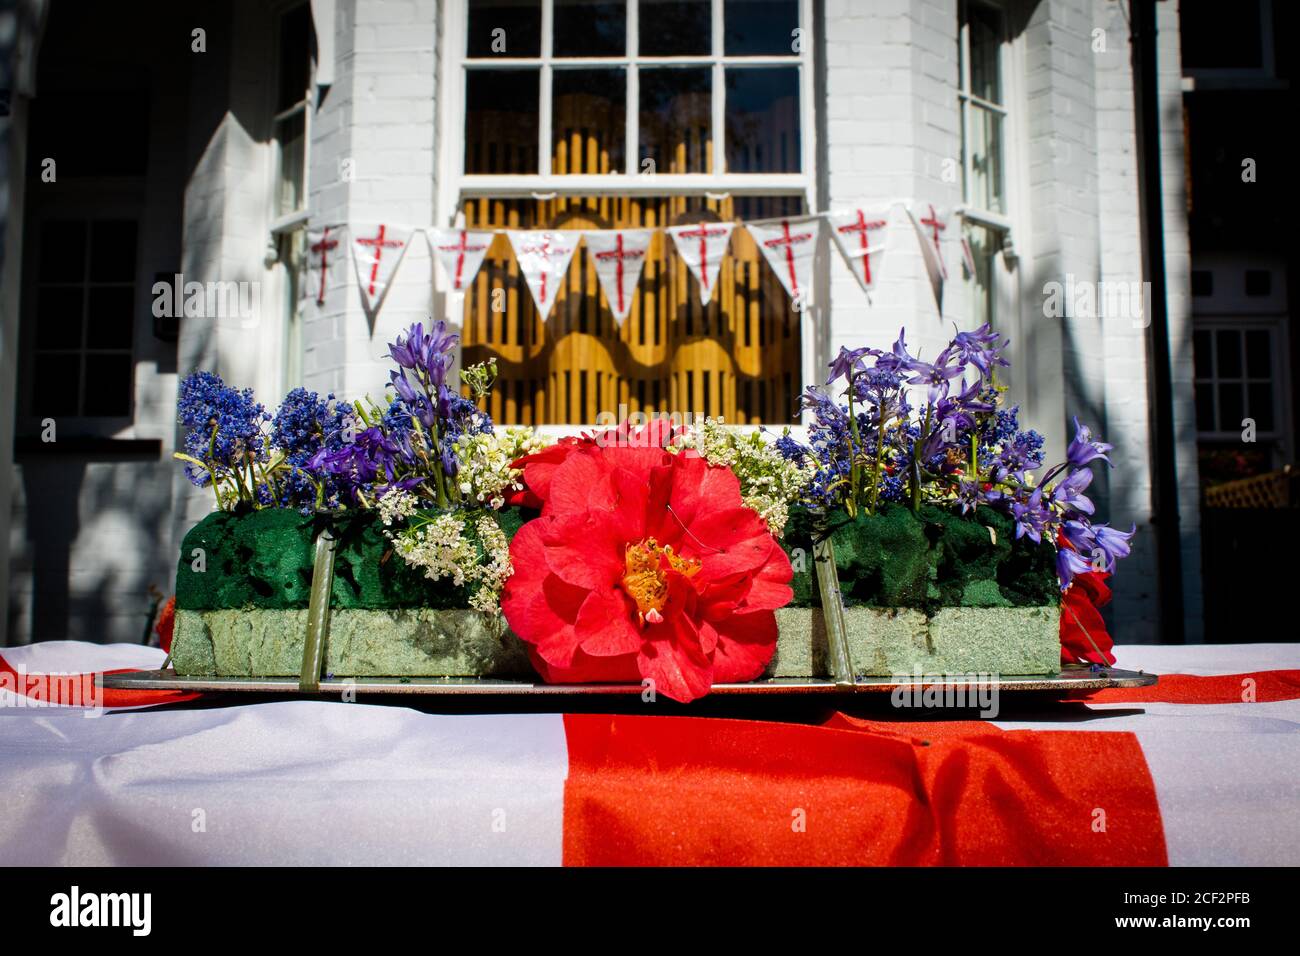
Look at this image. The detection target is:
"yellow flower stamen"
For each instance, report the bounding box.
[621,537,701,626]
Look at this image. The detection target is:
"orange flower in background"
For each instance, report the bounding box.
[501,441,793,702]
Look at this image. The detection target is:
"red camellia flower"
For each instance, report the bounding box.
[501,442,793,702]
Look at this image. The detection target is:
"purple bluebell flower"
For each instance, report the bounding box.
[1056,546,1094,591]
[906,347,965,405]
[1067,417,1113,468]
[1012,487,1049,543]
[950,322,1010,378]
[828,346,871,386]
[1091,523,1136,566]
[389,321,457,387]
[1052,466,1095,515]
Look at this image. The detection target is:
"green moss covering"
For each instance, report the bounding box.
[176,507,529,611]
[781,503,1057,613]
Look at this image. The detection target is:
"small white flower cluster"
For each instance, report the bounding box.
[674,417,815,536]
[453,427,552,509]
[376,487,419,526]
[388,511,514,614]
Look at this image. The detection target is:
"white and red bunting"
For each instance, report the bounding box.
[747,217,820,305]
[666,221,735,307]
[583,229,654,323]
[907,202,952,313]
[507,230,580,319]
[305,225,348,307]
[429,228,495,293]
[828,207,893,294]
[351,222,414,314]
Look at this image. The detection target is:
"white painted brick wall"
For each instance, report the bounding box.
[305,0,439,405]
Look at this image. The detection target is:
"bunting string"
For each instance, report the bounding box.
[303,200,979,320]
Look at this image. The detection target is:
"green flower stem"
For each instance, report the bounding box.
[912,405,932,511]
[868,413,887,515]
[846,381,862,517]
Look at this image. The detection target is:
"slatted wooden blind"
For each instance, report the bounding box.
[461,193,804,426]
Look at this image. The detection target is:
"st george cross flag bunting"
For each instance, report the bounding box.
[907,203,951,313]
[904,202,956,314]
[305,225,348,306]
[584,229,654,324]
[829,207,892,294]
[351,222,414,314]
[746,217,820,306]
[508,230,580,319]
[429,228,495,293]
[666,221,735,307]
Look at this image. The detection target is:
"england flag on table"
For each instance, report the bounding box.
[429,228,495,293]
[583,229,654,324]
[666,221,735,307]
[351,222,414,314]
[907,203,951,314]
[507,230,580,319]
[746,217,820,307]
[305,226,348,307]
[828,207,893,294]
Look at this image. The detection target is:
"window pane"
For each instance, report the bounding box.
[553,68,627,174]
[1215,329,1242,377]
[83,354,133,417]
[1244,329,1271,377]
[460,193,804,426]
[467,0,541,57]
[554,0,626,57]
[1193,329,1212,378]
[967,0,1002,103]
[465,69,540,173]
[638,0,711,56]
[276,111,306,216]
[90,221,137,282]
[725,67,799,173]
[1247,383,1274,431]
[40,222,86,282]
[964,104,1003,213]
[724,0,799,55]
[37,286,83,348]
[33,353,81,417]
[278,2,313,111]
[86,286,135,349]
[966,222,997,327]
[1217,382,1243,430]
[639,67,711,173]
[1195,384,1214,432]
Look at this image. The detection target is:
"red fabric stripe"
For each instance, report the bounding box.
[1073,670,1300,705]
[0,655,200,709]
[561,713,1167,866]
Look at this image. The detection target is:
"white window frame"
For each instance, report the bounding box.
[268,0,313,235]
[441,0,815,198]
[436,0,819,427]
[267,0,315,393]
[957,0,1010,232]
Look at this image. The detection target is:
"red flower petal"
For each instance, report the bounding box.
[575,586,642,657]
[707,611,780,683]
[637,613,714,703]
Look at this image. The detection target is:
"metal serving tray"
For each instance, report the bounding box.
[100,665,1157,696]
